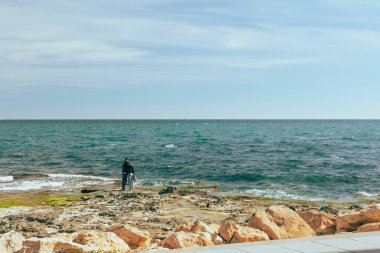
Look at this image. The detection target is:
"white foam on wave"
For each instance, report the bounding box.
[245,188,323,201]
[165,144,177,149]
[357,191,378,197]
[0,180,64,191]
[0,173,116,191]
[332,155,344,160]
[0,176,14,183]
[46,173,114,181]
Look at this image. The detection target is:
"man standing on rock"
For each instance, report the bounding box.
[122,158,135,191]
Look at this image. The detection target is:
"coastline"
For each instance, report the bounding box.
[1,182,379,252]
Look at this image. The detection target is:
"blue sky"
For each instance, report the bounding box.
[1,0,380,119]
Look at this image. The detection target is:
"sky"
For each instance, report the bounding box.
[1,0,380,119]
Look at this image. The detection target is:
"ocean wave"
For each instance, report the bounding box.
[46,174,114,181]
[244,188,323,201]
[137,179,195,187]
[357,191,379,197]
[0,173,116,191]
[0,176,13,183]
[165,144,177,149]
[0,180,64,191]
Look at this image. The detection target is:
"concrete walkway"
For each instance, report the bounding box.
[152,231,380,253]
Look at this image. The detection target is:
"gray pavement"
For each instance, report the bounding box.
[152,231,380,253]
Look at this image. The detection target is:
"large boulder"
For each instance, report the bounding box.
[160,231,214,249]
[298,209,336,235]
[175,221,222,245]
[248,205,315,239]
[0,231,25,253]
[230,226,269,243]
[107,224,151,247]
[218,220,269,243]
[356,222,380,233]
[73,230,131,253]
[21,238,92,253]
[336,204,380,232]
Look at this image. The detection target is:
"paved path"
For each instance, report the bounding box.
[152,231,380,253]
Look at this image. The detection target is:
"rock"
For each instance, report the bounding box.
[209,223,220,234]
[73,230,131,253]
[159,186,179,195]
[218,220,238,242]
[336,204,380,232]
[175,220,214,234]
[218,220,269,244]
[0,230,25,253]
[107,224,151,248]
[21,238,92,253]
[248,205,315,239]
[51,233,76,241]
[80,189,98,194]
[356,222,380,233]
[298,209,336,235]
[160,231,214,249]
[230,225,270,243]
[211,234,223,245]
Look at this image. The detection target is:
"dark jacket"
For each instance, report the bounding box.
[122,162,134,174]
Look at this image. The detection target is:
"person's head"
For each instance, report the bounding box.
[124,158,130,164]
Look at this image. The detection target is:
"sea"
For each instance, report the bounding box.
[0,120,379,201]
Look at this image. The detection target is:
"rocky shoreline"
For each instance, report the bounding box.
[0,184,379,252]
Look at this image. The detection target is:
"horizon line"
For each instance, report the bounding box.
[1,118,380,121]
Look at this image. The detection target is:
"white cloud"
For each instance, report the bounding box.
[1,0,380,90]
[0,41,149,66]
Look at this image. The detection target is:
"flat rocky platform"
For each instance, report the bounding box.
[0,184,379,252]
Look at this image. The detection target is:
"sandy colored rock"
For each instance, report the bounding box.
[73,230,131,253]
[218,220,238,242]
[211,233,223,245]
[336,204,380,232]
[248,205,315,239]
[231,225,269,243]
[160,231,214,249]
[356,222,380,232]
[21,238,92,253]
[209,223,220,234]
[107,224,151,247]
[175,220,214,235]
[298,209,336,235]
[51,233,76,241]
[0,230,25,253]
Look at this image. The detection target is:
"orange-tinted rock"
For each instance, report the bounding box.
[298,209,336,235]
[356,222,380,233]
[175,220,214,235]
[107,224,151,247]
[248,205,315,239]
[218,220,238,242]
[161,231,214,249]
[0,231,25,253]
[230,226,269,243]
[336,204,380,232]
[73,230,131,253]
[211,233,223,245]
[21,238,92,253]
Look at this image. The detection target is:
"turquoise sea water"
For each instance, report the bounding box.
[0,120,379,200]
